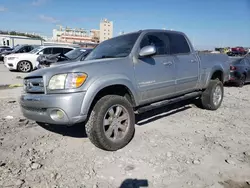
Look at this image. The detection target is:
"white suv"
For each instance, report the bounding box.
[4,46,74,72]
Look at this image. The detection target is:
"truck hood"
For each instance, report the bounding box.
[26,57,123,78]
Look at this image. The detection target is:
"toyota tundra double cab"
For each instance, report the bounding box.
[20,29,230,151]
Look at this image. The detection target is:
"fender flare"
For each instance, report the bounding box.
[205,65,224,87]
[80,74,139,115]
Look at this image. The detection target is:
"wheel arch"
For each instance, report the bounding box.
[17,60,33,72]
[204,66,225,88]
[80,75,139,116]
[210,70,224,82]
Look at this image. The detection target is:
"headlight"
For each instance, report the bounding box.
[48,73,87,90]
[8,57,18,60]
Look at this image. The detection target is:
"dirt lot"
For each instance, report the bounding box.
[0,67,250,187]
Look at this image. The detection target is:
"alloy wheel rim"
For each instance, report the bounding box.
[103,105,130,141]
[213,85,222,106]
[19,61,30,72]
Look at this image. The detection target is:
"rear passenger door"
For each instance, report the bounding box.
[168,33,199,94]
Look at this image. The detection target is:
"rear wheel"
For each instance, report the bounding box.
[85,95,135,151]
[17,61,32,72]
[199,80,224,110]
[236,74,246,87]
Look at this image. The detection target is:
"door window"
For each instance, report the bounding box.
[19,47,27,53]
[168,33,190,54]
[140,32,170,55]
[43,47,53,54]
[52,48,63,54]
[63,48,72,54]
[26,46,33,52]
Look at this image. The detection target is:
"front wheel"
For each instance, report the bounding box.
[200,80,224,110]
[17,61,32,72]
[85,95,135,151]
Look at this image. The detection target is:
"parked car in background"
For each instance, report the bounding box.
[37,48,92,69]
[227,56,250,87]
[0,46,12,53]
[227,46,247,56]
[0,44,36,61]
[4,46,74,72]
[20,29,229,151]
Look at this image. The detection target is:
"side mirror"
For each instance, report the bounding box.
[38,51,43,55]
[139,45,156,57]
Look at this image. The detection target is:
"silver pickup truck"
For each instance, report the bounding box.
[20,29,230,151]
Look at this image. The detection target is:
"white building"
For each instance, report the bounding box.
[99,19,113,42]
[52,26,89,42]
[0,34,43,48]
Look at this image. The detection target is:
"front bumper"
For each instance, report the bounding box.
[4,58,18,70]
[20,92,87,125]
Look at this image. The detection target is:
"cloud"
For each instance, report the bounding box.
[0,6,7,12]
[39,15,59,23]
[32,0,47,6]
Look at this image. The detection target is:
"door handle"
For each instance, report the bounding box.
[163,61,173,66]
[191,59,197,63]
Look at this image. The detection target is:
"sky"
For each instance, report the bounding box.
[0,0,249,50]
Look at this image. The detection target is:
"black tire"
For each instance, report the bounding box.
[236,74,246,87]
[85,95,135,151]
[17,60,33,72]
[200,80,224,110]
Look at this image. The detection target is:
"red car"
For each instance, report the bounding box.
[227,47,247,56]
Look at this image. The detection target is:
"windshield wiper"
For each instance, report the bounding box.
[95,55,118,59]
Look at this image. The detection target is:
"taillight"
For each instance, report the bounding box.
[230,66,237,70]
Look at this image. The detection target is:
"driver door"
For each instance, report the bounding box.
[134,32,176,104]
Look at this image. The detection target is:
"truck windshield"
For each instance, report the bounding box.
[85,32,140,61]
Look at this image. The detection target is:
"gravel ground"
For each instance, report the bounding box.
[0,64,25,86]
[0,71,250,187]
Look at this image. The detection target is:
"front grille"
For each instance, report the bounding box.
[24,77,45,94]
[21,105,47,113]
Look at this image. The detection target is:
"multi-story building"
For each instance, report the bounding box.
[99,19,113,42]
[53,25,92,43]
[90,29,100,43]
[52,19,113,46]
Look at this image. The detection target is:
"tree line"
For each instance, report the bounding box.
[0,30,44,40]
